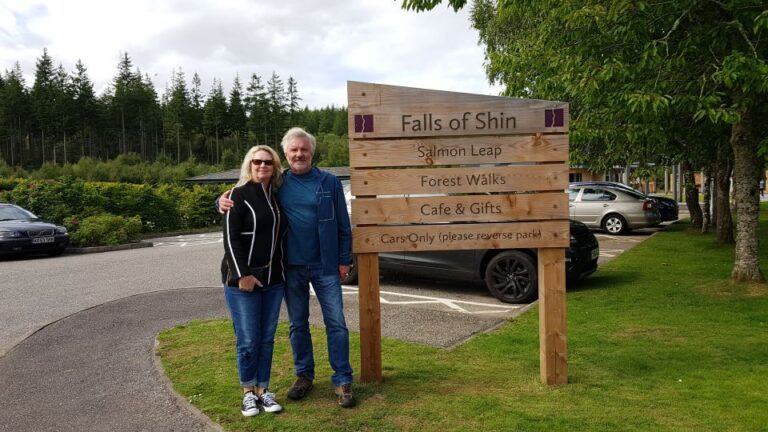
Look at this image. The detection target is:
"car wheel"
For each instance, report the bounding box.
[483,251,538,304]
[602,214,628,235]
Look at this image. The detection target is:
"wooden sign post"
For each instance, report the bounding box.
[347,81,569,385]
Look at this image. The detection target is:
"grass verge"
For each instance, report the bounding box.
[157,204,768,431]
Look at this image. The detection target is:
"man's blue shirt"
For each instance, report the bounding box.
[280,168,321,265]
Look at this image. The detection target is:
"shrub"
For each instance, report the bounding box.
[3,177,226,243]
[69,214,142,247]
[178,185,223,229]
[8,177,96,224]
[95,182,180,232]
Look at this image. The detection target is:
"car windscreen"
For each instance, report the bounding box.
[0,205,37,221]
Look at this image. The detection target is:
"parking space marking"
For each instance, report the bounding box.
[333,285,521,315]
[595,234,642,242]
[152,232,223,248]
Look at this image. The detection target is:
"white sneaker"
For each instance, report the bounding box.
[259,390,283,413]
[241,391,260,417]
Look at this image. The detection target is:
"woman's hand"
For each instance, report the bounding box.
[218,191,234,214]
[238,275,263,292]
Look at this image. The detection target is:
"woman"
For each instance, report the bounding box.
[221,145,287,416]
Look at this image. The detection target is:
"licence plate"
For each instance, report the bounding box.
[32,236,54,244]
[591,248,599,260]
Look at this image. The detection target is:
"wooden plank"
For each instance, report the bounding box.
[348,81,568,138]
[351,164,568,196]
[351,193,568,225]
[538,248,568,385]
[358,253,382,383]
[352,220,569,253]
[349,134,568,167]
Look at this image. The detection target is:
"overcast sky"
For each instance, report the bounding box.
[0,0,501,108]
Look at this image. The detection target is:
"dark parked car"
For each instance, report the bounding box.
[570,181,678,221]
[0,203,69,257]
[342,182,599,303]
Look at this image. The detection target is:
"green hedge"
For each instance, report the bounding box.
[0,177,229,245]
[2,154,225,184]
[69,214,143,246]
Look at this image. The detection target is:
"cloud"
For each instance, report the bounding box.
[0,0,498,107]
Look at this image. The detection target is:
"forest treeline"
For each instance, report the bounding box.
[0,49,349,170]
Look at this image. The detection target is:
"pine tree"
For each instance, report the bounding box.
[266,72,286,146]
[190,72,204,134]
[30,48,56,164]
[286,76,301,126]
[71,59,97,159]
[245,73,269,146]
[227,75,247,148]
[52,63,75,163]
[0,71,28,168]
[203,79,228,164]
[163,69,191,161]
[112,52,136,154]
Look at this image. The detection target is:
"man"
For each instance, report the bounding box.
[219,127,355,408]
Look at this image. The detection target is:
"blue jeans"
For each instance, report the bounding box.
[224,282,284,389]
[284,264,353,387]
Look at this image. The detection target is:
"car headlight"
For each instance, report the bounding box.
[55,226,68,234]
[0,230,22,238]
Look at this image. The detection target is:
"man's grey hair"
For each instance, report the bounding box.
[281,127,316,155]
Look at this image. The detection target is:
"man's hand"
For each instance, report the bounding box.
[339,264,351,281]
[238,275,263,292]
[218,190,234,214]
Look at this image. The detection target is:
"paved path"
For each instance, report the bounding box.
[0,277,506,432]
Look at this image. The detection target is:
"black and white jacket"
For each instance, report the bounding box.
[221,181,287,287]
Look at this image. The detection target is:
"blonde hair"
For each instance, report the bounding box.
[235,145,284,189]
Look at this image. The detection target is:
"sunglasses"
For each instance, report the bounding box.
[251,159,274,166]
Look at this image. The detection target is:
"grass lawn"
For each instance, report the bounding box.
[157,203,768,432]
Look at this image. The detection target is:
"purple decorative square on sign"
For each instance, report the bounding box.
[354,114,374,133]
[545,109,564,128]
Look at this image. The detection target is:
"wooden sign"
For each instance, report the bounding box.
[348,81,569,138]
[348,81,569,386]
[349,134,568,168]
[353,221,569,254]
[351,193,568,225]
[352,164,568,196]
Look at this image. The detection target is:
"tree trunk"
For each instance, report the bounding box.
[714,138,733,243]
[176,124,181,163]
[682,161,703,229]
[701,166,711,233]
[730,106,764,282]
[81,121,86,159]
[121,106,126,154]
[711,170,718,225]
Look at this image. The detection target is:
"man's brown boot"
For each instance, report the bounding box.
[335,383,355,408]
[287,374,313,400]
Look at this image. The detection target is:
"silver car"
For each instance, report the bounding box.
[568,185,661,234]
